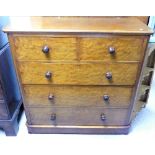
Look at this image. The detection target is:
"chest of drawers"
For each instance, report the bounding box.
[4,17,153,134]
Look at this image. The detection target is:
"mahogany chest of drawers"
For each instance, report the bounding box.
[4,17,153,134]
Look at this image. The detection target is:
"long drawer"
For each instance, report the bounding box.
[23,85,133,107]
[27,107,129,126]
[14,36,143,61]
[18,62,139,85]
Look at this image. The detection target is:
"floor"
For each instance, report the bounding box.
[0,75,155,155]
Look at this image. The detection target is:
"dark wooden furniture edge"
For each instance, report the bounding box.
[0,99,23,136]
[27,123,130,134]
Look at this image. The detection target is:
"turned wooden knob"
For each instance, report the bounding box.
[105,72,112,80]
[45,71,52,79]
[100,113,106,121]
[103,95,109,101]
[51,113,56,120]
[42,45,50,53]
[108,47,115,54]
[48,94,54,100]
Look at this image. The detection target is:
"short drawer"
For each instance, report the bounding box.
[80,37,144,61]
[27,107,129,126]
[18,62,139,85]
[14,36,77,61]
[0,100,9,119]
[23,85,133,107]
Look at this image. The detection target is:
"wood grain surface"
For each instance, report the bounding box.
[27,107,129,126]
[14,36,77,61]
[14,35,144,62]
[135,16,149,24]
[80,37,144,61]
[3,17,153,34]
[18,62,139,85]
[5,16,152,134]
[23,85,133,107]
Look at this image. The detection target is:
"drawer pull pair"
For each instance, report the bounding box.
[43,46,115,55]
[49,94,109,102]
[50,113,106,121]
[45,71,112,80]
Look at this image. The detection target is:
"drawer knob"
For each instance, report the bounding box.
[51,113,56,120]
[103,95,109,101]
[100,113,106,121]
[108,47,115,54]
[45,71,52,79]
[48,94,54,100]
[105,72,112,80]
[42,45,49,53]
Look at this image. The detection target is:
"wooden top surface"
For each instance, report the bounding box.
[3,16,153,35]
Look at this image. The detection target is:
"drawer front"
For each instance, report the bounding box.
[18,62,139,85]
[14,36,77,61]
[14,36,144,62]
[23,85,133,107]
[80,37,144,61]
[28,107,129,126]
[0,100,8,119]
